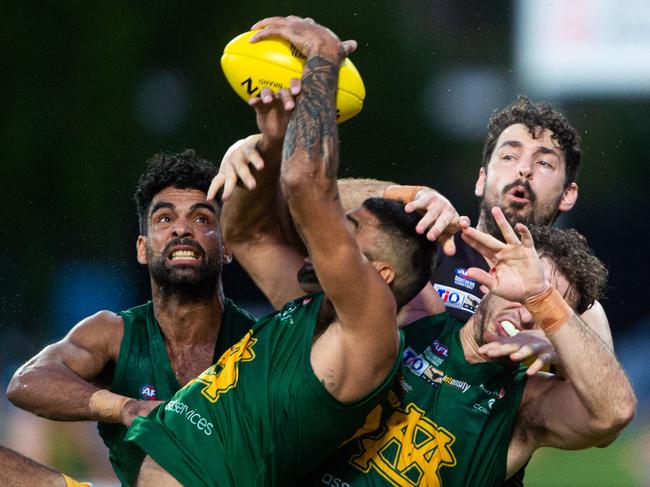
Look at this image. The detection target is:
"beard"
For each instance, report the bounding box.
[472,293,493,347]
[479,179,561,241]
[297,262,322,295]
[147,237,222,298]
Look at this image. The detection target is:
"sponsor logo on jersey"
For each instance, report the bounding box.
[473,400,495,416]
[479,383,505,400]
[139,384,157,400]
[320,473,351,487]
[430,339,448,357]
[403,347,470,393]
[454,267,477,290]
[349,402,457,485]
[421,339,448,368]
[423,347,445,367]
[164,400,214,436]
[434,284,481,314]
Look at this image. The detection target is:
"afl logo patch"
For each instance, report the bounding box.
[454,267,471,279]
[453,267,477,290]
[139,384,157,400]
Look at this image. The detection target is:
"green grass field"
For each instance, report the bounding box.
[525,429,645,487]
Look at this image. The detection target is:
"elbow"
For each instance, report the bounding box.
[592,391,637,441]
[280,164,309,200]
[6,369,30,406]
[280,156,324,202]
[615,392,637,430]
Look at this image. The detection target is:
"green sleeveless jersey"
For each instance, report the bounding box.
[304,313,527,487]
[97,299,255,486]
[125,293,404,487]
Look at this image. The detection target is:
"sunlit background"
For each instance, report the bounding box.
[2,1,649,485]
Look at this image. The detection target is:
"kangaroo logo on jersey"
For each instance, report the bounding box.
[349,403,457,486]
[194,330,257,403]
[139,384,157,400]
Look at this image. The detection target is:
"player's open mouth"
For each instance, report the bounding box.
[507,186,530,204]
[496,317,521,337]
[171,250,199,260]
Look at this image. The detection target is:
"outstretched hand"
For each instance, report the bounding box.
[403,187,468,255]
[207,135,263,201]
[208,82,301,201]
[461,207,548,303]
[250,16,357,62]
[479,329,558,376]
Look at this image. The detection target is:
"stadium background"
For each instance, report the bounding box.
[1,1,649,485]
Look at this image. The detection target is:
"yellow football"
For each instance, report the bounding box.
[220,30,365,123]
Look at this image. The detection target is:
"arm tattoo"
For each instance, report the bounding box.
[283,56,340,181]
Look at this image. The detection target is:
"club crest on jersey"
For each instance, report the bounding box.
[139,384,157,400]
[454,267,477,290]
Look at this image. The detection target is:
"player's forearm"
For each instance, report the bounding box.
[544,312,636,435]
[281,55,340,219]
[221,136,285,244]
[7,361,125,422]
[0,446,68,487]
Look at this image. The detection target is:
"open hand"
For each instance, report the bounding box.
[461,207,548,302]
[479,329,558,376]
[403,187,468,255]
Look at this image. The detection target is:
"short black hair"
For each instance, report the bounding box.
[482,95,581,187]
[362,198,434,308]
[529,225,607,314]
[134,149,217,234]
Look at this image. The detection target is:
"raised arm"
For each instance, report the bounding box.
[209,88,306,309]
[251,16,399,393]
[461,208,636,475]
[7,312,159,426]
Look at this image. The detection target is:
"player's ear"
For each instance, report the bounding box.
[136,235,148,264]
[222,243,233,265]
[475,167,486,197]
[558,182,578,212]
[372,261,395,285]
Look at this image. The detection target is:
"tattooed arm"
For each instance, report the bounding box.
[250,17,400,403]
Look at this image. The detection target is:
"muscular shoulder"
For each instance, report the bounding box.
[66,310,125,361]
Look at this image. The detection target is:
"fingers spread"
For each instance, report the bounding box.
[461,226,504,256]
[465,267,494,289]
[516,222,535,248]
[491,207,519,244]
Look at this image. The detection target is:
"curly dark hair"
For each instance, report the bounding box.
[529,225,607,314]
[134,149,217,234]
[362,198,434,308]
[482,95,581,187]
